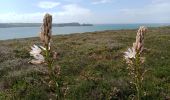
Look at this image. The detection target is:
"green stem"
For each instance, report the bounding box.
[45,44,52,75]
[45,44,62,99]
[48,63,61,99]
[135,53,142,100]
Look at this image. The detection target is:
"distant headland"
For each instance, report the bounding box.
[0,22,93,28]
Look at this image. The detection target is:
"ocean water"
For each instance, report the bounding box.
[0,24,169,40]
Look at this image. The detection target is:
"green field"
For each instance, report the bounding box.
[0,26,170,100]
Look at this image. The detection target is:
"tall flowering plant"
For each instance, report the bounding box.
[39,13,54,77]
[29,13,64,99]
[124,26,147,100]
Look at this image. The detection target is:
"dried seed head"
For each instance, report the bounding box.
[48,80,55,88]
[40,13,52,47]
[54,65,61,76]
[133,26,147,53]
[53,51,59,59]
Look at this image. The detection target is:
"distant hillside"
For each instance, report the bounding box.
[0,23,93,28]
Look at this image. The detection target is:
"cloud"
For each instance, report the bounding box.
[0,1,169,24]
[92,0,111,4]
[54,4,92,23]
[115,0,170,23]
[63,0,82,3]
[0,12,45,23]
[151,0,170,3]
[38,1,60,9]
[0,4,92,23]
[57,4,91,16]
[86,0,170,23]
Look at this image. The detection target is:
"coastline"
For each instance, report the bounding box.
[0,25,169,41]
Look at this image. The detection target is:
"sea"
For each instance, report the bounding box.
[0,23,169,40]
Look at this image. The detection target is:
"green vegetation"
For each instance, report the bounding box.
[0,26,170,99]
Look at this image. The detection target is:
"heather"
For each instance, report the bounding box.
[0,26,170,100]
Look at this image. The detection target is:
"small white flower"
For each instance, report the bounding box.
[39,45,46,51]
[30,45,42,55]
[29,44,45,64]
[30,53,45,64]
[33,54,44,61]
[39,42,50,51]
[30,59,44,64]
[124,48,136,59]
[48,42,51,50]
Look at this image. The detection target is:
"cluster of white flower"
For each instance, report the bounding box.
[30,45,46,64]
[124,26,147,64]
[124,47,136,59]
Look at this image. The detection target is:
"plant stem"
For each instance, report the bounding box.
[45,44,62,99]
[135,53,142,100]
[45,45,52,75]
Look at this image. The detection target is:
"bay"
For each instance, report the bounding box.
[0,23,169,40]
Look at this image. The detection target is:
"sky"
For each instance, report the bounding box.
[0,0,170,24]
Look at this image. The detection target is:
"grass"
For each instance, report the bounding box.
[0,26,170,99]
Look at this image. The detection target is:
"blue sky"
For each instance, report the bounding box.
[0,0,170,24]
